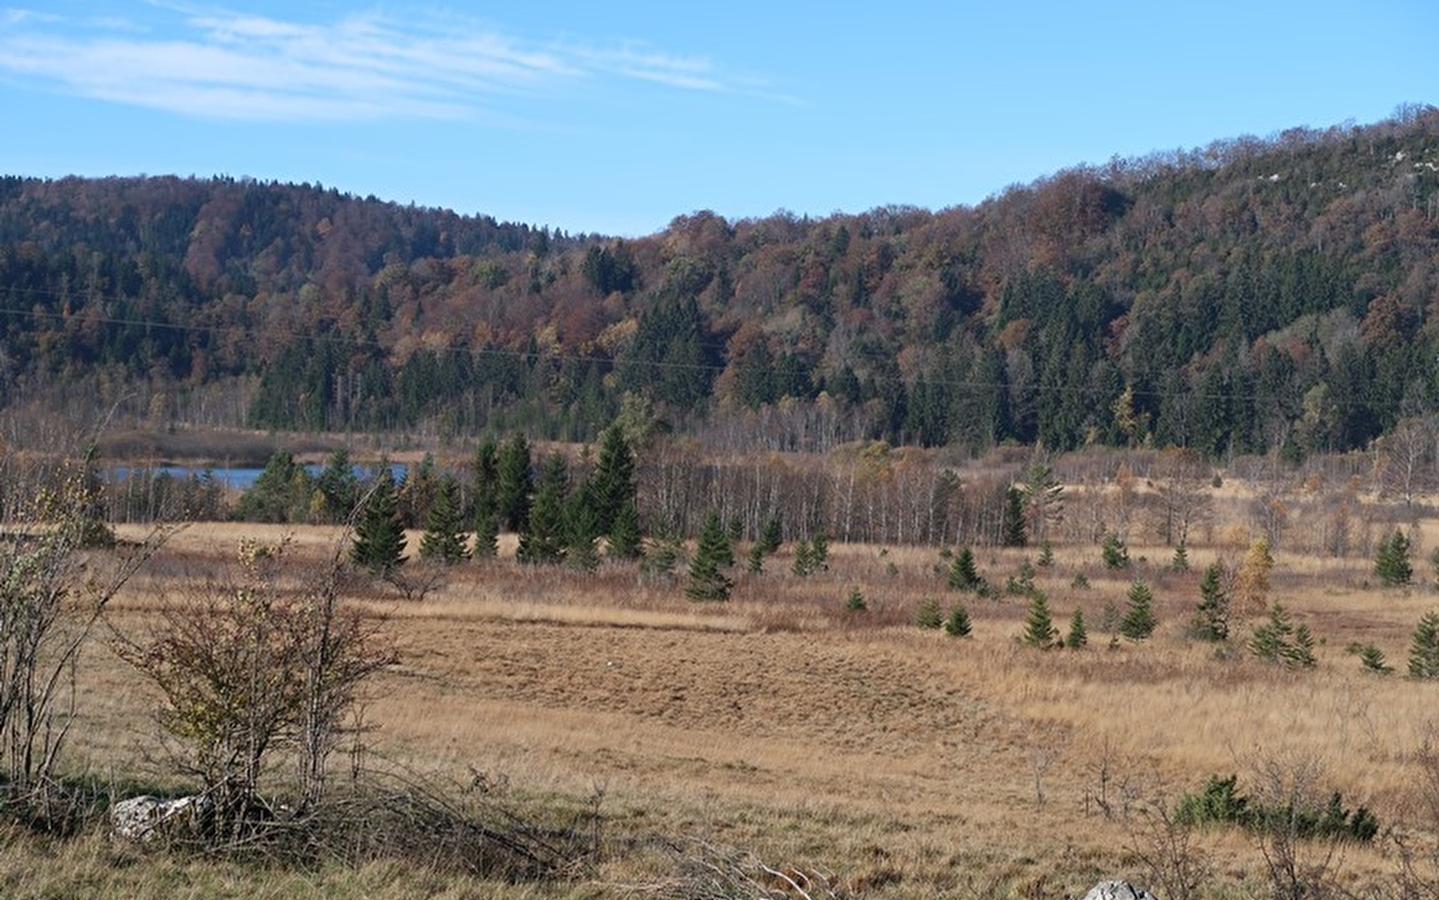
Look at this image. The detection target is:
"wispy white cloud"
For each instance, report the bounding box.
[0,5,765,122]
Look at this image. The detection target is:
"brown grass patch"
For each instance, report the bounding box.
[54,518,1439,897]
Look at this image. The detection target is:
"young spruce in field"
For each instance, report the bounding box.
[686,512,734,602]
[945,603,972,637]
[1066,608,1088,650]
[1375,528,1414,587]
[1410,611,1439,679]
[1118,580,1157,641]
[1023,591,1058,648]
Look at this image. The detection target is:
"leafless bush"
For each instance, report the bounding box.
[0,453,172,811]
[117,533,396,840]
[629,837,846,900]
[1129,798,1211,900]
[246,767,603,881]
[1247,751,1348,900]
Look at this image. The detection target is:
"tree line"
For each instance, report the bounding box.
[3,107,1438,457]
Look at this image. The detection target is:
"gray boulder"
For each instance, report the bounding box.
[1082,881,1161,900]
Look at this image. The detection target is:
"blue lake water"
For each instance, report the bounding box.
[106,463,410,491]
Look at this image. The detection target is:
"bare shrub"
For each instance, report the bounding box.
[1130,798,1212,900]
[118,534,396,840]
[0,454,171,809]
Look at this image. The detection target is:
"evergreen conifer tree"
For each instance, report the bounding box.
[947,546,983,592]
[1001,487,1028,547]
[1409,611,1439,679]
[758,517,783,555]
[1193,561,1231,641]
[1066,608,1088,649]
[418,475,469,564]
[1249,603,1289,662]
[606,498,643,561]
[1375,529,1414,587]
[1355,643,1391,674]
[496,434,534,533]
[1118,580,1157,641]
[591,424,637,537]
[1102,533,1130,570]
[945,603,972,637]
[809,532,829,571]
[916,596,943,629]
[687,512,734,601]
[315,448,360,523]
[350,470,406,576]
[845,587,867,612]
[1023,590,1057,648]
[517,453,568,565]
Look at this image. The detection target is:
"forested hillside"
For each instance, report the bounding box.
[2,106,1437,458]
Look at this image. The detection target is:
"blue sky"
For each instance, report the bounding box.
[0,2,1433,237]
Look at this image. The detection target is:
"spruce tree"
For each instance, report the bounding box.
[591,424,637,537]
[1193,561,1230,641]
[1171,543,1190,572]
[473,510,500,559]
[564,483,602,572]
[1001,486,1028,547]
[419,475,469,564]
[1285,623,1318,669]
[809,532,829,571]
[315,448,360,523]
[947,546,983,592]
[916,597,943,629]
[1375,529,1413,587]
[1118,580,1156,641]
[1023,590,1057,648]
[845,587,867,612]
[517,453,568,565]
[472,438,500,524]
[687,512,734,601]
[606,498,643,561]
[747,543,765,574]
[945,603,972,637]
[496,434,534,533]
[1066,607,1088,649]
[758,517,783,554]
[1254,599,1300,662]
[1102,533,1130,570]
[1355,643,1391,675]
[350,470,406,576]
[1409,611,1439,679]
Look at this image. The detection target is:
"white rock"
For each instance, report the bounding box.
[1082,881,1161,900]
[110,794,210,842]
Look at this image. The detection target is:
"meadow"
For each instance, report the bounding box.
[8,478,1439,900]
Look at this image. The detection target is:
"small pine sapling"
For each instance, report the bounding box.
[845,587,867,612]
[1066,608,1088,649]
[916,596,943,630]
[1102,533,1130,570]
[1023,590,1058,648]
[1118,580,1157,641]
[1410,611,1439,679]
[945,604,973,637]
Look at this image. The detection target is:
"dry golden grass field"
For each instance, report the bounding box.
[15,507,1439,900]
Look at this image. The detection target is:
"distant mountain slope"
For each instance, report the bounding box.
[1,106,1436,457]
